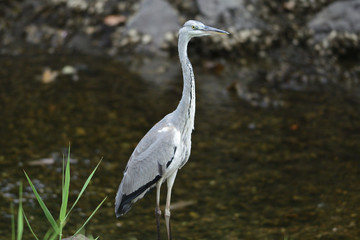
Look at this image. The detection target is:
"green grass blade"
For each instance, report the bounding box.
[62,152,65,201]
[23,171,59,233]
[22,210,39,240]
[43,228,55,240]
[49,231,58,240]
[62,153,64,193]
[65,159,102,219]
[73,196,107,236]
[11,203,15,240]
[43,229,58,240]
[17,182,24,240]
[60,146,71,223]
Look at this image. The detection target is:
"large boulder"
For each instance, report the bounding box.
[125,0,180,51]
[196,0,265,30]
[308,0,360,42]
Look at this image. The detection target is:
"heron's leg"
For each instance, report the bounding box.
[155,181,162,240]
[165,170,178,240]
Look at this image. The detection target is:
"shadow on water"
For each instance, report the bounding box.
[0,53,359,239]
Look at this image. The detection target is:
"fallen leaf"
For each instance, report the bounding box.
[290,123,299,130]
[41,67,58,84]
[103,15,126,26]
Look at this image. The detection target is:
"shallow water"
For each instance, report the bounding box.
[0,53,359,239]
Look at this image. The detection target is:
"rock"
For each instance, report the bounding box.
[62,234,89,240]
[308,0,360,42]
[61,65,79,80]
[125,0,180,51]
[29,158,55,166]
[65,0,89,11]
[61,65,77,75]
[67,33,101,55]
[196,0,265,30]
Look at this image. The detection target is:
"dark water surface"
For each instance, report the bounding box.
[0,53,359,239]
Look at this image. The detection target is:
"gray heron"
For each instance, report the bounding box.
[115,20,229,240]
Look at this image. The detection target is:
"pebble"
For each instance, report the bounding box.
[141,34,152,45]
[61,65,77,75]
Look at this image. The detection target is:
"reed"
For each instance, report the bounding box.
[11,146,106,240]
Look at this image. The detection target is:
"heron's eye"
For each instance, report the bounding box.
[192,25,196,30]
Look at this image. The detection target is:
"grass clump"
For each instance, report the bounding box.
[11,146,106,240]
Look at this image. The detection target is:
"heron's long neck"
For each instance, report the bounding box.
[175,33,195,131]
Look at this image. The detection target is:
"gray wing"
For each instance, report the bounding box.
[115,118,181,217]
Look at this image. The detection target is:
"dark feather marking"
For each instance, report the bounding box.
[158,162,163,175]
[116,175,161,217]
[186,60,194,118]
[166,147,177,168]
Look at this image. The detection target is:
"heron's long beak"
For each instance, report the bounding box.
[203,25,229,35]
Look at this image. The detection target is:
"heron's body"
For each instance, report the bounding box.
[115,20,228,240]
[115,109,193,214]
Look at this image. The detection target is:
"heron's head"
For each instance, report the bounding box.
[180,20,229,39]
